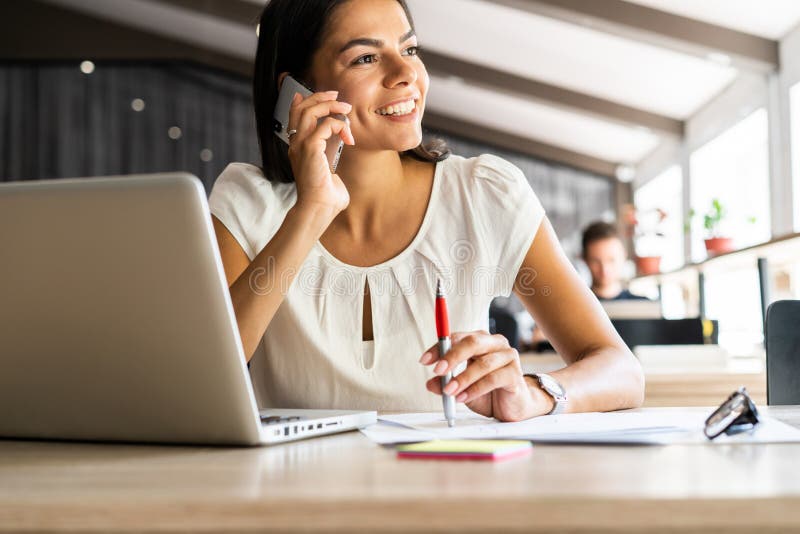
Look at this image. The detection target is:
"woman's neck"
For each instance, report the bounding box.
[330,149,409,239]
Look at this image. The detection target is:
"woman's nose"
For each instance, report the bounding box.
[383,54,417,88]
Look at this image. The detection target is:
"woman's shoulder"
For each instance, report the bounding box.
[441,153,535,208]
[214,162,296,196]
[210,162,297,210]
[208,163,297,260]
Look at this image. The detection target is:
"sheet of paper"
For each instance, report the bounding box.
[360,409,800,445]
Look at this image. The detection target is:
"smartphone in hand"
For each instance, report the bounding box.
[273,75,347,173]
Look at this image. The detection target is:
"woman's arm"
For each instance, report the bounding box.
[213,207,333,362]
[513,218,645,413]
[213,90,354,362]
[420,217,644,420]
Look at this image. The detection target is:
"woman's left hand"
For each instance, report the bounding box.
[420,330,554,422]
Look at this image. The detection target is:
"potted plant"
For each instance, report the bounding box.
[623,204,667,275]
[688,198,735,257]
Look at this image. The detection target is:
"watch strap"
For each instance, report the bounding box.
[524,373,567,415]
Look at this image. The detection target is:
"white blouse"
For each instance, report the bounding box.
[209,154,545,411]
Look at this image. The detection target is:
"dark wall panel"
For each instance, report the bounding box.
[0,61,259,192]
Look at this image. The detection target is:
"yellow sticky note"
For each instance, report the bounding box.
[396,439,532,461]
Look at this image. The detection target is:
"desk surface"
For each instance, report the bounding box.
[2,407,800,533]
[521,352,768,407]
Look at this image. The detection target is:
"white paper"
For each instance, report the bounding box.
[359,409,800,445]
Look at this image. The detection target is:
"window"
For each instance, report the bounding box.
[703,266,765,356]
[791,81,800,232]
[688,109,771,353]
[689,109,771,263]
[634,165,684,272]
[633,165,685,319]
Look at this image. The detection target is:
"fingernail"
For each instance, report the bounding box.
[342,102,352,110]
[433,360,448,375]
[419,352,433,364]
[456,392,468,402]
[326,90,338,96]
[443,380,458,395]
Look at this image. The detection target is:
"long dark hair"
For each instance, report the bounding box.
[253,0,449,183]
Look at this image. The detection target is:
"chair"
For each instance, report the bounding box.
[489,305,519,350]
[610,318,718,348]
[765,300,800,405]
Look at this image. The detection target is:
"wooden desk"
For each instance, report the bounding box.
[520,352,768,407]
[2,407,800,533]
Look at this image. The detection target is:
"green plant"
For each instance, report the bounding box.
[685,198,731,238]
[703,198,727,237]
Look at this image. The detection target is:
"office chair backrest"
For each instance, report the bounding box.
[610,318,716,348]
[765,300,800,405]
[489,306,519,350]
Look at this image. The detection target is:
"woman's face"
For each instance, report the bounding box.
[308,0,428,153]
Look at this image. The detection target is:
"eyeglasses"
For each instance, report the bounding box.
[704,387,761,440]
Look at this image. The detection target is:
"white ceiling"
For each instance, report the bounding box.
[428,75,659,164]
[625,0,800,40]
[408,0,738,120]
[39,0,799,175]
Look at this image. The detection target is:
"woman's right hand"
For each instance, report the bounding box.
[286,90,355,223]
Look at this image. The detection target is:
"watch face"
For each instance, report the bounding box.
[539,374,565,396]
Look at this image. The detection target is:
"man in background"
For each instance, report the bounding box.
[524,221,647,350]
[581,221,648,301]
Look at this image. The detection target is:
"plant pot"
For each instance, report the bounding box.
[704,237,734,257]
[635,255,661,275]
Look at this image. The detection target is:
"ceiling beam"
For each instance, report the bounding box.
[154,0,684,136]
[422,49,683,137]
[9,0,638,177]
[487,0,779,72]
[423,111,617,178]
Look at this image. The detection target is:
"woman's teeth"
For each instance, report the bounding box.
[376,99,416,116]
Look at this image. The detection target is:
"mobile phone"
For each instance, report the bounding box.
[273,75,347,173]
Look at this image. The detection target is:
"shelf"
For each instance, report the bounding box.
[632,231,800,285]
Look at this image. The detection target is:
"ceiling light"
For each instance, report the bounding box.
[131,98,145,112]
[80,61,95,74]
[200,148,213,162]
[168,126,182,140]
[615,165,635,183]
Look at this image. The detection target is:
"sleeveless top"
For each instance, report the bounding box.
[208,154,545,411]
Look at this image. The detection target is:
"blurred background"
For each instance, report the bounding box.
[3,0,800,368]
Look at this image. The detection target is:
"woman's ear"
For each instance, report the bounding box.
[277,72,289,92]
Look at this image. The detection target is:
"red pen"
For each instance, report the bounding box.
[435,279,456,427]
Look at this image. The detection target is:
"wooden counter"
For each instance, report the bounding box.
[520,352,767,407]
[1,406,800,532]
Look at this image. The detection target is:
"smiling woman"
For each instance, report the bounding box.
[208,0,645,420]
[253,0,448,185]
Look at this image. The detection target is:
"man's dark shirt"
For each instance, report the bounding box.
[597,289,650,301]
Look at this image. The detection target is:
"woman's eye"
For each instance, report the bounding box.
[353,54,377,65]
[352,47,419,66]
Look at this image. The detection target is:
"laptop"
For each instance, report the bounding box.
[601,299,662,319]
[0,173,376,446]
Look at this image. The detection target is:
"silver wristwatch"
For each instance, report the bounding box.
[525,373,567,415]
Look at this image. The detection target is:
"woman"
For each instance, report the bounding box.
[209,0,644,421]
